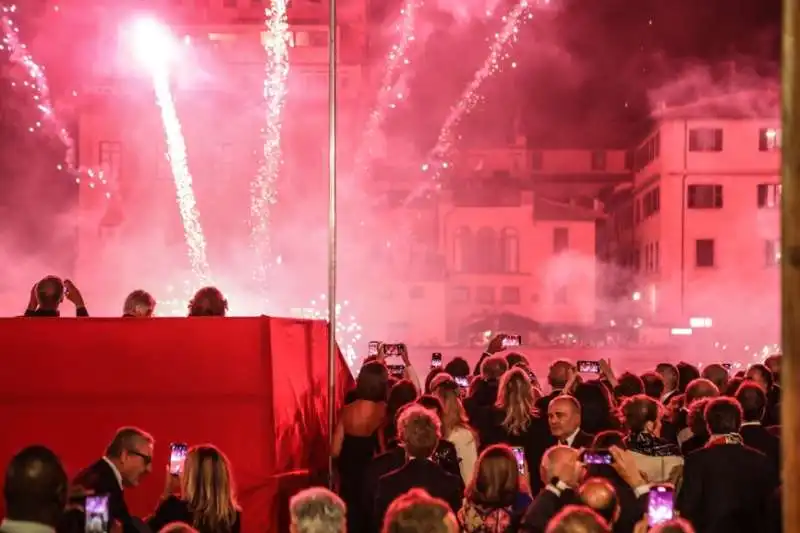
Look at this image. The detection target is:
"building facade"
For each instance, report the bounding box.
[605,111,781,341]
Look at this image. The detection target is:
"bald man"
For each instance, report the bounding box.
[520,445,583,531]
[2,445,68,533]
[548,396,594,448]
[578,477,620,527]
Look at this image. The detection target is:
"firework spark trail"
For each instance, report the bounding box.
[152,72,211,282]
[353,0,421,178]
[1,6,75,169]
[251,2,290,288]
[405,0,532,203]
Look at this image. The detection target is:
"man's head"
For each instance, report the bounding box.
[548,395,582,440]
[676,362,700,392]
[382,489,457,533]
[397,405,440,459]
[4,445,68,526]
[640,371,665,399]
[123,290,156,317]
[684,378,719,407]
[188,286,228,316]
[105,427,154,487]
[505,352,528,369]
[36,276,65,310]
[650,518,696,533]
[289,487,346,533]
[746,363,774,392]
[735,382,767,423]
[539,445,579,485]
[545,505,611,533]
[578,478,620,525]
[443,357,470,378]
[613,372,644,401]
[621,394,661,435]
[701,364,729,392]
[480,355,508,381]
[548,360,574,390]
[655,363,679,392]
[704,397,743,435]
[764,355,781,382]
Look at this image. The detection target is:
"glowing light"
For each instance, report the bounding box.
[251,2,290,287]
[689,317,712,328]
[292,296,362,370]
[132,19,210,282]
[406,0,534,202]
[1,4,75,169]
[353,0,420,178]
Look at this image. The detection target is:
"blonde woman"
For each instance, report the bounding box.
[487,368,551,494]
[148,445,241,533]
[433,378,479,483]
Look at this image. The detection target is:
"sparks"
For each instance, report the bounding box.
[352,0,421,180]
[1,4,75,170]
[293,295,363,371]
[251,3,290,289]
[406,0,533,203]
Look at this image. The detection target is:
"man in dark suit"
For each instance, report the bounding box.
[519,445,581,532]
[73,427,154,533]
[655,363,680,405]
[24,277,89,317]
[547,396,594,448]
[1,446,68,533]
[535,360,574,412]
[676,397,780,533]
[373,405,462,531]
[736,382,781,472]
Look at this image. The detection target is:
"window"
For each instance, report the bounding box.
[688,128,723,152]
[695,239,715,267]
[475,227,497,273]
[765,240,781,266]
[98,141,122,183]
[530,151,543,170]
[500,286,521,304]
[757,184,781,208]
[476,286,495,305]
[554,287,567,304]
[591,150,607,170]
[453,227,472,273]
[500,228,519,272]
[687,184,723,209]
[642,186,660,218]
[553,227,569,254]
[450,286,469,303]
[654,241,659,272]
[759,128,781,151]
[409,286,425,299]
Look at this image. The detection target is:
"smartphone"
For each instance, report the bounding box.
[384,343,404,357]
[430,352,442,369]
[581,450,613,465]
[647,484,675,526]
[169,442,188,475]
[577,360,601,373]
[511,446,525,474]
[502,335,522,348]
[386,364,405,378]
[84,494,110,533]
[368,341,380,357]
[454,376,469,388]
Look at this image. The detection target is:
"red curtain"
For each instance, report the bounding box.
[0,317,353,532]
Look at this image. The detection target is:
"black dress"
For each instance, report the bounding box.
[337,433,381,533]
[147,495,241,533]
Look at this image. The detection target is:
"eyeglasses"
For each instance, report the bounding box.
[127,450,152,465]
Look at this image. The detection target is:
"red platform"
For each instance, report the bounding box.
[0,316,353,532]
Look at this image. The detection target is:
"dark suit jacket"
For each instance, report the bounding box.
[373,458,462,531]
[534,390,563,413]
[147,495,241,533]
[566,430,594,449]
[519,488,578,532]
[676,444,780,533]
[73,459,137,533]
[740,423,781,473]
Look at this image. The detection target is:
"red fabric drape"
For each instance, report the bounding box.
[0,316,353,532]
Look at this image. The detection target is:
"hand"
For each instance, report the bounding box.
[553,451,583,488]
[376,343,386,364]
[28,282,38,310]
[400,344,410,365]
[65,485,94,512]
[163,465,181,498]
[633,518,649,533]
[486,334,506,354]
[599,359,614,380]
[64,279,85,307]
[609,446,646,489]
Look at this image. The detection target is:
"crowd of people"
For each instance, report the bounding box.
[0,276,785,533]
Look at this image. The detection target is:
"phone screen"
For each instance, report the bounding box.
[581,450,613,465]
[502,335,522,347]
[647,485,675,526]
[387,364,405,378]
[368,341,380,357]
[169,442,188,475]
[384,344,403,357]
[577,360,601,373]
[85,495,110,533]
[454,376,469,388]
[430,353,442,369]
[511,446,525,474]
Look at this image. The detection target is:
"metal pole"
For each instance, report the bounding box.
[781,0,799,530]
[326,0,339,491]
